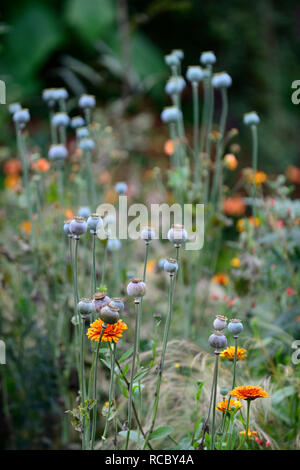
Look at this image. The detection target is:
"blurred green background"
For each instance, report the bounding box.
[1,0,300,170]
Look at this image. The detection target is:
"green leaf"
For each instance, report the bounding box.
[119,347,134,364]
[272,386,296,406]
[149,426,174,441]
[65,0,115,44]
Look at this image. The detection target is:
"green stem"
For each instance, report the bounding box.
[210,87,228,205]
[211,352,220,450]
[91,233,96,299]
[192,82,200,185]
[143,274,175,449]
[90,326,106,450]
[125,300,140,450]
[102,342,116,448]
[251,125,258,221]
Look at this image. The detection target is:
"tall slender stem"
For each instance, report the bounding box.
[125,300,140,450]
[102,343,116,448]
[143,274,175,449]
[251,124,258,221]
[211,352,220,449]
[90,326,106,449]
[91,233,96,299]
[192,82,200,185]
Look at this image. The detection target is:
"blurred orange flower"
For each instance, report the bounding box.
[20,220,32,234]
[231,257,241,268]
[4,174,21,189]
[164,139,174,156]
[246,169,267,186]
[105,189,118,204]
[212,273,229,286]
[216,398,242,413]
[240,430,258,438]
[236,216,260,232]
[286,165,300,184]
[220,346,247,361]
[31,158,50,172]
[224,153,238,170]
[3,158,22,175]
[99,171,112,185]
[65,209,74,219]
[223,196,246,216]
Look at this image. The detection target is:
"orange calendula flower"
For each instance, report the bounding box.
[4,174,21,189]
[212,273,229,286]
[231,257,240,268]
[65,209,74,219]
[216,398,242,413]
[87,318,128,343]
[246,170,267,186]
[236,216,260,232]
[220,346,247,361]
[240,430,258,438]
[223,197,246,217]
[286,165,300,184]
[3,158,22,175]
[230,385,268,401]
[31,158,50,172]
[164,139,174,156]
[20,220,32,234]
[224,153,238,170]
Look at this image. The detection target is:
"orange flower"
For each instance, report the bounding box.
[31,158,50,172]
[236,216,260,232]
[65,209,74,219]
[87,318,128,343]
[220,346,247,361]
[231,257,240,268]
[246,169,267,186]
[164,139,174,156]
[146,259,156,274]
[99,171,112,185]
[4,174,21,189]
[105,189,118,204]
[230,385,268,401]
[3,158,22,175]
[224,153,238,170]
[240,430,258,438]
[212,273,229,286]
[20,220,32,234]
[286,165,300,184]
[216,398,242,413]
[223,197,246,216]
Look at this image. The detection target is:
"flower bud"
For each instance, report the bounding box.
[167,224,188,245]
[100,304,119,324]
[53,88,69,101]
[172,49,184,61]
[213,315,227,331]
[109,298,125,312]
[220,387,230,396]
[79,138,95,151]
[9,103,21,115]
[107,239,121,252]
[208,331,227,350]
[200,51,216,66]
[161,106,182,124]
[13,108,30,127]
[141,226,155,242]
[115,182,128,194]
[186,66,204,83]
[165,76,186,96]
[63,219,72,237]
[87,214,103,233]
[70,216,87,237]
[212,72,232,89]
[48,144,68,161]
[165,53,180,67]
[78,298,93,318]
[76,127,89,139]
[243,111,260,126]
[228,319,243,335]
[92,292,111,312]
[78,207,91,219]
[42,88,56,104]
[71,116,85,129]
[51,112,70,128]
[79,94,96,109]
[127,279,146,298]
[163,258,178,274]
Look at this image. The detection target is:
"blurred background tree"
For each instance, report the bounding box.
[1,0,300,170]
